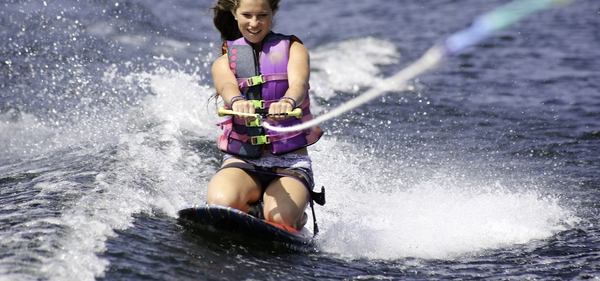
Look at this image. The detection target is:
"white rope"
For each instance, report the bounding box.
[264,45,445,132]
[263,0,572,133]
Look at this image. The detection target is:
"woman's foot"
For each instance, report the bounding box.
[295,212,308,230]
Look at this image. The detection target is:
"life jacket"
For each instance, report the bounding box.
[217,33,323,158]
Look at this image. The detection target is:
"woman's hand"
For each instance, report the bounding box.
[268,98,295,120]
[231,98,256,116]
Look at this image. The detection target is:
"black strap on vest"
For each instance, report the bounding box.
[227,42,265,156]
[228,42,264,107]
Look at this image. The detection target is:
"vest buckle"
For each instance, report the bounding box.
[249,99,265,109]
[247,75,265,87]
[245,118,262,127]
[250,135,270,145]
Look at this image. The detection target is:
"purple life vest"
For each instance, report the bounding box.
[217,33,322,158]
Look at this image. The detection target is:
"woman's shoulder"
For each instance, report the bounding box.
[211,53,228,70]
[269,32,304,45]
[269,33,307,55]
[289,35,303,45]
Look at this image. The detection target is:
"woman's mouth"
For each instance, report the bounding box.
[248,30,261,35]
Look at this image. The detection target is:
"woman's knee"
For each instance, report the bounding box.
[206,185,241,207]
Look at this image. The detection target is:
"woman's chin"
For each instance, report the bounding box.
[244,33,267,44]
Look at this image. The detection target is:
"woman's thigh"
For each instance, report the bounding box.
[206,161,262,212]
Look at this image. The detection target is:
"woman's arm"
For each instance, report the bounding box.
[212,54,255,114]
[269,40,310,116]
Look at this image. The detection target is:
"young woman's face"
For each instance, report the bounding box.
[233,0,273,44]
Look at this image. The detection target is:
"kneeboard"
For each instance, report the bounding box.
[177,205,314,250]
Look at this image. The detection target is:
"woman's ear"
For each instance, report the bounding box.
[231,10,237,21]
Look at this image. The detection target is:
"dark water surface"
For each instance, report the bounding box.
[1,0,599,280]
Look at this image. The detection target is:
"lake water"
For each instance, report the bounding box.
[1,0,599,280]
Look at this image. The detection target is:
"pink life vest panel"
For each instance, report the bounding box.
[217,33,322,158]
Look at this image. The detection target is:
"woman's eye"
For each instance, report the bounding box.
[239,13,269,20]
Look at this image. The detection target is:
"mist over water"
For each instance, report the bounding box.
[1,0,599,280]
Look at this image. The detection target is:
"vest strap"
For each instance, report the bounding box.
[227,130,304,145]
[250,135,270,145]
[238,73,288,89]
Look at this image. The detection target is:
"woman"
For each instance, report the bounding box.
[207,0,323,232]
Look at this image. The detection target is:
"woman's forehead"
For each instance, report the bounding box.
[237,0,272,11]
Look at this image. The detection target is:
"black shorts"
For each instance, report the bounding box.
[218,161,315,192]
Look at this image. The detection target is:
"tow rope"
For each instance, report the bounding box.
[264,0,573,133]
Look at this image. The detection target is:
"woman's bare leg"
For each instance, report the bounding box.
[262,177,310,230]
[206,160,262,213]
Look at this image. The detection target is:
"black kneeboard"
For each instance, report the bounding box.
[177,205,314,251]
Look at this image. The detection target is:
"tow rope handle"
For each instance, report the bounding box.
[218,107,303,119]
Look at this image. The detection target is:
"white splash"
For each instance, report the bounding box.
[39,68,218,281]
[311,143,578,260]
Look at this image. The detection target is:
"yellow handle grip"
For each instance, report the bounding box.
[278,108,303,119]
[217,107,302,119]
[217,107,259,118]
